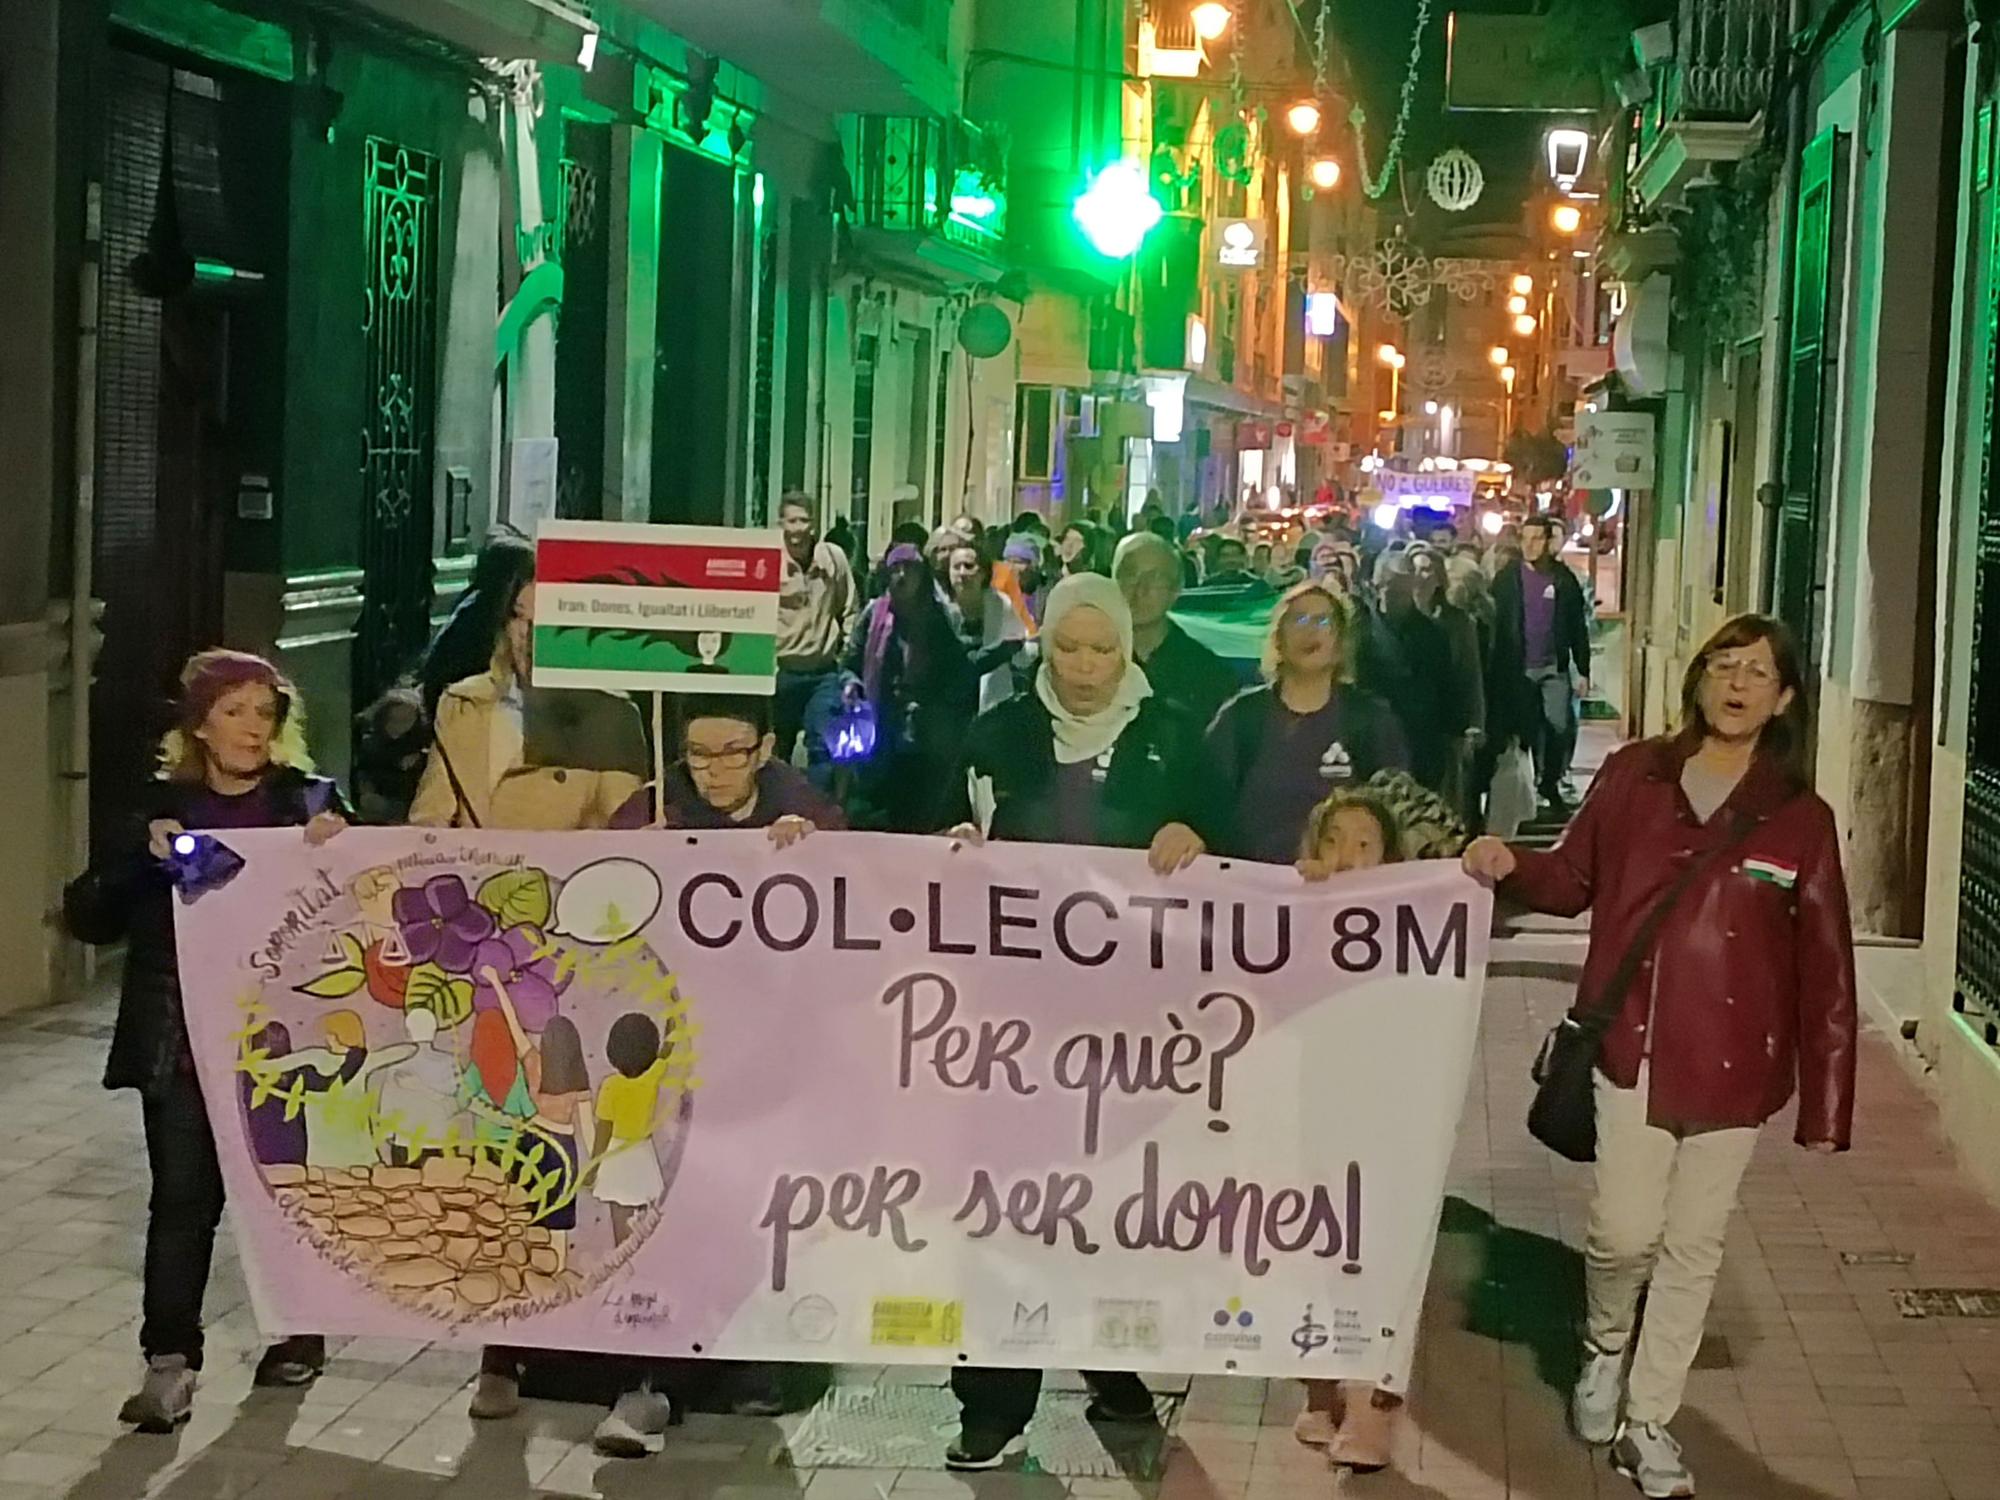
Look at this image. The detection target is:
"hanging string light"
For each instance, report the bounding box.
[1350,0,1432,201]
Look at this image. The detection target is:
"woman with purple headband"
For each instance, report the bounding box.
[62,649,351,1432]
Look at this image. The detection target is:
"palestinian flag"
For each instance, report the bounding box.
[532,520,784,695]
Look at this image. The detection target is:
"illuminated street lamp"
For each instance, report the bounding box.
[1488,345,1509,367]
[1191,2,1233,40]
[1545,127,1590,190]
[1513,312,1538,337]
[1286,100,1323,135]
[1072,161,1162,259]
[1307,156,1342,191]
[1499,364,1516,387]
[1506,293,1528,316]
[1510,272,1533,296]
[1378,343,1405,416]
[1550,202,1583,235]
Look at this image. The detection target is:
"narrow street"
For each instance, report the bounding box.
[0,912,1990,1500]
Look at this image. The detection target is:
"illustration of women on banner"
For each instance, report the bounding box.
[237,857,695,1322]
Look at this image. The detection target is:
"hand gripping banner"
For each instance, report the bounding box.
[175,829,1488,1383]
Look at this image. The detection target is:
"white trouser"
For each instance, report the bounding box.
[1585,1066,1758,1425]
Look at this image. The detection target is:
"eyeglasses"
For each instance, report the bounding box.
[1704,656,1778,687]
[685,744,759,771]
[1283,611,1339,630]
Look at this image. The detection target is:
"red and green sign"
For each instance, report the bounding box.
[532,521,783,695]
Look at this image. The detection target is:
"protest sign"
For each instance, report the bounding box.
[532,520,783,695]
[176,829,1487,1381]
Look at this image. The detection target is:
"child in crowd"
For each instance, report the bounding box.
[62,649,349,1431]
[1295,788,1412,1473]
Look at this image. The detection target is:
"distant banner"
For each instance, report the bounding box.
[1374,470,1477,506]
[176,830,1487,1379]
[532,521,783,694]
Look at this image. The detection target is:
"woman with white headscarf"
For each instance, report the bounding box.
[939,573,1216,1471]
[947,572,1213,870]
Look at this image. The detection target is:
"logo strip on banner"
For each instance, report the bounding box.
[174,831,1488,1381]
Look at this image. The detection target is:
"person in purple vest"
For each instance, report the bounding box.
[1486,515,1591,812]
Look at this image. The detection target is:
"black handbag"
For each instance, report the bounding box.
[1527,810,1761,1162]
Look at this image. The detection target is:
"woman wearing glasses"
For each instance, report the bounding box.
[1462,615,1856,1500]
[1204,580,1409,864]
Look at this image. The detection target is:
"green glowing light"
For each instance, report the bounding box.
[1072,161,1162,260]
[949,191,998,222]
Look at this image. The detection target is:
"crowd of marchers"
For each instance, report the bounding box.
[62,493,1856,1500]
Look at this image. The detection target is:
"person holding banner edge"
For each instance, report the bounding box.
[940,571,1217,1470]
[1462,614,1855,1500]
[62,650,350,1432]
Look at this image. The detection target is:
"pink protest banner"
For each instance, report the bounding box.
[175,829,1487,1380]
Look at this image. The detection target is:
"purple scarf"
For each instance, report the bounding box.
[862,544,925,708]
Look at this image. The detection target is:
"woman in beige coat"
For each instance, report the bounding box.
[409,577,643,831]
[407,569,643,1431]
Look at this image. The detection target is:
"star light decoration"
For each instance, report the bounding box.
[1425,147,1484,212]
[1324,238,1496,317]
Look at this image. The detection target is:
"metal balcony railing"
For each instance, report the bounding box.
[840,115,1006,252]
[1636,0,1783,162]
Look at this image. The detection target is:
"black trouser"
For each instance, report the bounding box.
[140,1070,227,1371]
[950,1366,1151,1438]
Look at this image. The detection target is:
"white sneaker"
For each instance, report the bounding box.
[119,1355,194,1433]
[1571,1342,1624,1445]
[593,1388,674,1458]
[1611,1420,1695,1498]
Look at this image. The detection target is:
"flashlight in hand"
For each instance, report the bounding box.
[164,831,246,899]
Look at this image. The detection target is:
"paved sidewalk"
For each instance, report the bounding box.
[0,941,1995,1499]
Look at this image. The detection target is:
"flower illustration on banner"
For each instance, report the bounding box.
[470,924,570,1030]
[392,874,495,973]
[234,853,699,1328]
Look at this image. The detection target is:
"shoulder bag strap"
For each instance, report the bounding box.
[433,735,482,829]
[1568,805,1770,1040]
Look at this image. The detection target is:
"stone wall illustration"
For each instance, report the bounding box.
[265,1155,591,1319]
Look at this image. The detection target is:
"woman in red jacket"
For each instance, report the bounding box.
[1463,614,1855,1500]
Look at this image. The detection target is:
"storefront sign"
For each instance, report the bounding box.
[1215,218,1266,270]
[532,521,783,695]
[1237,420,1272,448]
[1572,410,1656,490]
[176,833,1487,1379]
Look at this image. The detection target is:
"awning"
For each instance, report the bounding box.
[1185,377,1287,420]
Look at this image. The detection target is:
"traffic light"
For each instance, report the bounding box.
[1073,162,1163,260]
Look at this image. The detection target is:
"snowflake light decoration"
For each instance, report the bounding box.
[1326,242,1503,318]
[1425,148,1484,212]
[1328,238,1434,316]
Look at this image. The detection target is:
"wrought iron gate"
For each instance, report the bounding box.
[1771,125,1848,672]
[355,137,440,713]
[1959,93,2000,1029]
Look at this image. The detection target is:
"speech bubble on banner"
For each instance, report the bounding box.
[552,858,663,944]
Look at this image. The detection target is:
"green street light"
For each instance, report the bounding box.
[1072,161,1163,260]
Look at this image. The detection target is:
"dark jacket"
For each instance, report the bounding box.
[1488,558,1590,745]
[1139,620,1243,733]
[949,690,1220,851]
[610,761,848,831]
[1503,738,1857,1146]
[1204,683,1408,861]
[65,767,348,1094]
